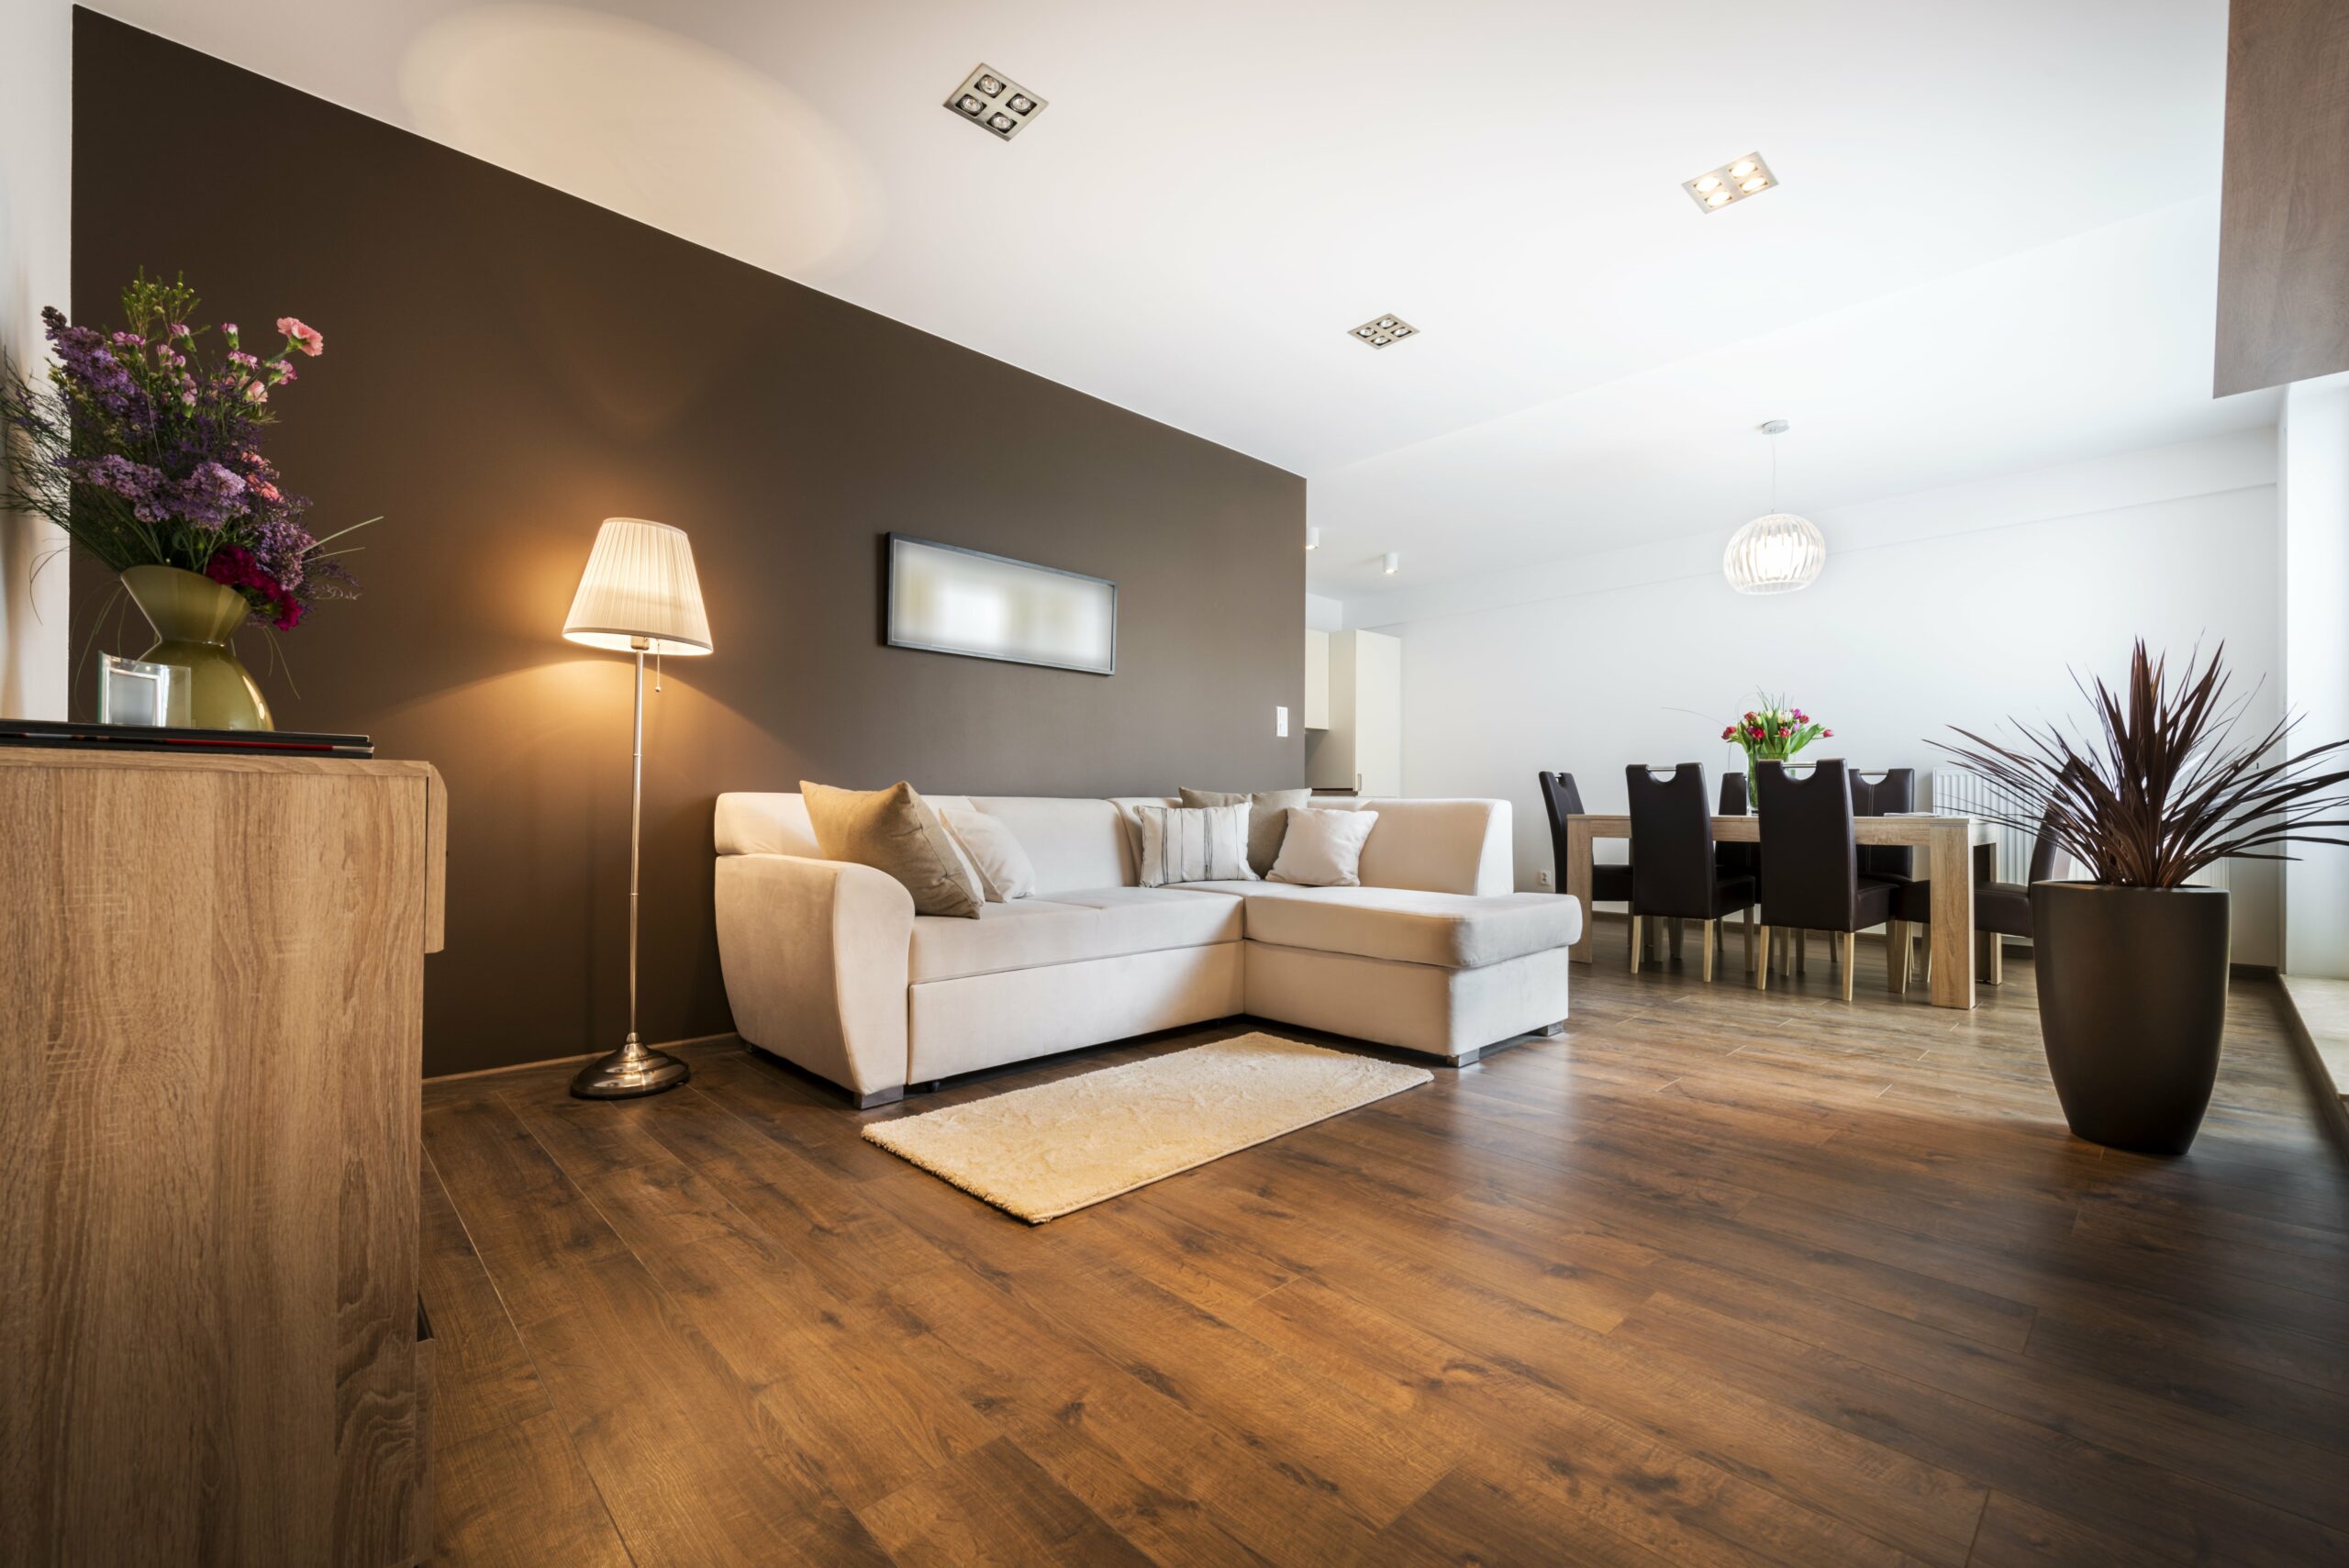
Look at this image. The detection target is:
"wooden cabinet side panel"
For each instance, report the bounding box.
[2215,0,2349,395]
[0,762,428,1566]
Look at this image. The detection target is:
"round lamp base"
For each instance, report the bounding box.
[570,1037,691,1099]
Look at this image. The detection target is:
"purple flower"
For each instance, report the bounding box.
[168,461,250,529]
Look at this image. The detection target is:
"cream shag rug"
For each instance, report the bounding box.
[862,1033,1431,1223]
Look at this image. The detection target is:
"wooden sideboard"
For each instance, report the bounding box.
[0,748,446,1567]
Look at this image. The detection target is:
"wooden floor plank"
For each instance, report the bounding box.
[422,1095,892,1567]
[417,952,2349,1567]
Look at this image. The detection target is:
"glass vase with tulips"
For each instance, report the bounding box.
[1721,695,1831,806]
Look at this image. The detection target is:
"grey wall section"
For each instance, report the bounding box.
[71,12,1305,1075]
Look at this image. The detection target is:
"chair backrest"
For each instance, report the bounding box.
[1849,767,1916,879]
[2026,803,2064,884]
[1755,758,1859,929]
[1625,763,1715,917]
[1537,771,1583,892]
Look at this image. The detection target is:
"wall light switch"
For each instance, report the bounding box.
[1275,706,1289,738]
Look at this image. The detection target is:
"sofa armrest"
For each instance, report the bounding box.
[715,852,914,1103]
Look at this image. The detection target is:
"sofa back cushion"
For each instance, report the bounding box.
[715,790,1511,897]
[1346,798,1512,895]
[967,796,1136,895]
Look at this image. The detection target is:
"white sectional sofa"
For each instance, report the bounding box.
[713,792,1583,1106]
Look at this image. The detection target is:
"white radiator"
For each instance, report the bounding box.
[1927,767,2040,884]
[1927,767,2226,895]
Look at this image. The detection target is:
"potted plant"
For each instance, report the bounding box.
[1721,695,1831,805]
[1937,642,2349,1154]
[1,273,369,728]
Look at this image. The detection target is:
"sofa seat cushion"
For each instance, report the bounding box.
[1175,882,1580,969]
[909,885,1245,984]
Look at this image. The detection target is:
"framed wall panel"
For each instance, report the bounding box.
[885,534,1118,675]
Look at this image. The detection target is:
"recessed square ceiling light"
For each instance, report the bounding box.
[1684,152,1777,212]
[947,63,1046,139]
[1349,313,1419,348]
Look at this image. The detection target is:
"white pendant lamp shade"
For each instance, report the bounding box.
[1723,512,1827,595]
[563,517,713,654]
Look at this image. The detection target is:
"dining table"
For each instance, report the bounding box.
[1562,811,1994,1009]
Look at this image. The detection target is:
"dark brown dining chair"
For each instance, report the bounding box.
[1892,801,2063,991]
[1540,771,1652,962]
[1837,766,1918,975]
[1753,759,1924,1000]
[1625,763,1757,982]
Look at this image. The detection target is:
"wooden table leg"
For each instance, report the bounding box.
[1566,817,1594,963]
[1928,824,1976,1008]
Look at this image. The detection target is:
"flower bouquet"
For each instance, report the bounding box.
[1721,695,1832,804]
[1,272,371,728]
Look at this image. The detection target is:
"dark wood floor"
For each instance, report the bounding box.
[419,936,2349,1567]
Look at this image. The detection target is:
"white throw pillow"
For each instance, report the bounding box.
[1266,807,1379,887]
[940,806,1037,901]
[1133,804,1257,888]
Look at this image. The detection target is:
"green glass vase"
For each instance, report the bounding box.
[120,564,273,730]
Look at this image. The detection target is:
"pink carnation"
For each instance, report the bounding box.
[277,317,324,357]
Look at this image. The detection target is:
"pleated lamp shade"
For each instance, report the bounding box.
[562,517,713,654]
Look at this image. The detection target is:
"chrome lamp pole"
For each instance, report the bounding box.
[559,517,713,1100]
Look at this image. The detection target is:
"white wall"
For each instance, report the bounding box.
[1350,429,2284,963]
[2280,374,2349,978]
[1305,592,1344,632]
[1,0,72,718]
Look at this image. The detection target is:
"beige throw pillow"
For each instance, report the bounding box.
[939,805,1037,901]
[1266,806,1379,887]
[1180,786,1311,878]
[1132,804,1257,887]
[800,781,983,918]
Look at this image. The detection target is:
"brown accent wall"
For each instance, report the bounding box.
[71,12,1305,1076]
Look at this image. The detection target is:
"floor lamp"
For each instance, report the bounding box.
[562,517,713,1099]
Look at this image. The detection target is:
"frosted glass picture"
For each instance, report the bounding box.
[887,535,1117,675]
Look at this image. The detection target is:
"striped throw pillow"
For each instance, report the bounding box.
[1133,803,1257,887]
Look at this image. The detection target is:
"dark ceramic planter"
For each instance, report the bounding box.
[2029,882,2230,1155]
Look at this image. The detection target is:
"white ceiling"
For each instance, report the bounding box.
[89,0,2265,596]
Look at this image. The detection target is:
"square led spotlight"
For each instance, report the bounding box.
[1684,152,1777,212]
[947,63,1047,139]
[1349,313,1419,348]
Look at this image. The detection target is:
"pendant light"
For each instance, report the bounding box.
[1723,419,1825,595]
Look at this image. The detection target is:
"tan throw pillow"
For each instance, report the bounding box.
[800,781,983,918]
[1266,806,1379,887]
[1181,786,1311,877]
[1132,803,1257,887]
[939,805,1037,901]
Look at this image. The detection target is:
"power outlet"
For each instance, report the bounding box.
[1536,870,1553,888]
[1275,705,1289,738]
